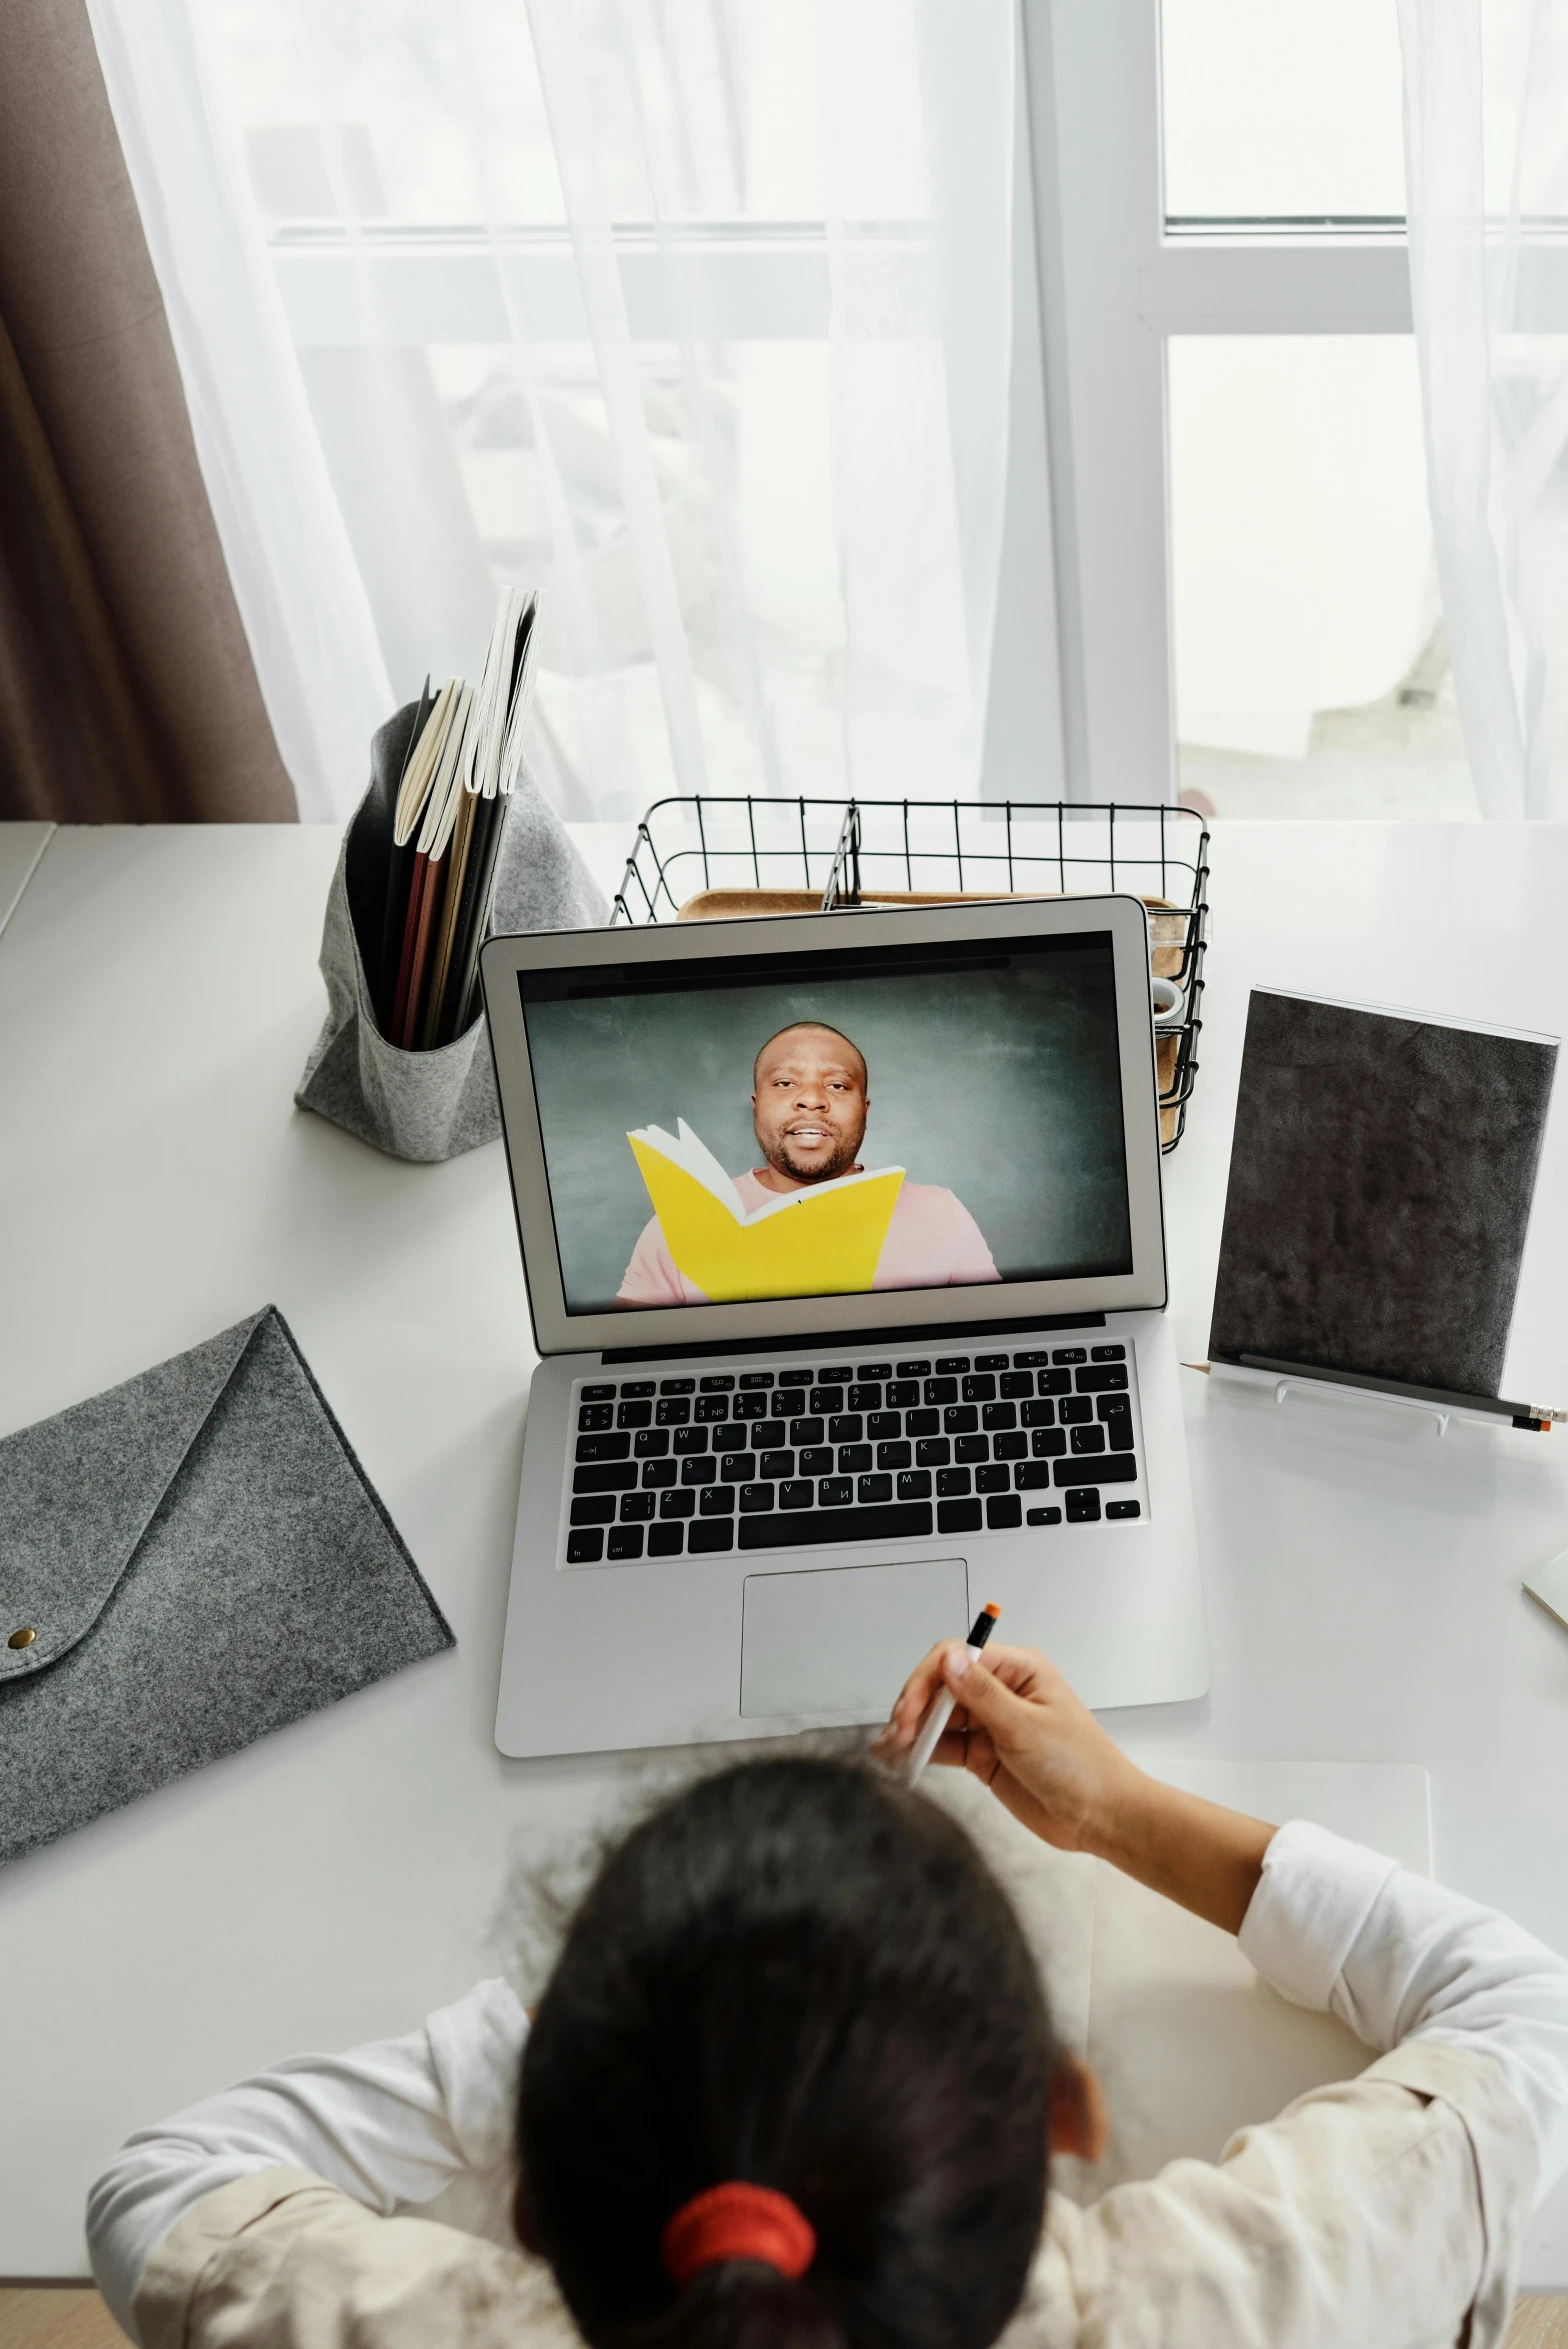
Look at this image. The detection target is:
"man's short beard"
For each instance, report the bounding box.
[765,1131,863,1184]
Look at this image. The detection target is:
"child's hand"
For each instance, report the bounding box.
[874,1640,1142,1855]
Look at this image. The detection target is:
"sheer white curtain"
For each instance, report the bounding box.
[86,1,1017,824]
[1399,0,1568,819]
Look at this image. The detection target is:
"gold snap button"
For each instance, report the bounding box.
[7,1628,36,1650]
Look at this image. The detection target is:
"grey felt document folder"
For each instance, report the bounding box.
[0,1307,454,1868]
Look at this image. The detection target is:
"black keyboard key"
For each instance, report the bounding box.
[790,1416,825,1447]
[733,1392,768,1420]
[699,1486,735,1517]
[915,1436,951,1466]
[622,1379,656,1397]
[857,1362,893,1380]
[581,1383,615,1402]
[1070,1425,1106,1455]
[566,1528,605,1563]
[673,1425,709,1455]
[1015,1461,1052,1490]
[1037,1368,1072,1397]
[659,1489,695,1519]
[868,1412,901,1441]
[700,1374,736,1392]
[936,1467,972,1496]
[681,1456,717,1485]
[849,1383,882,1411]
[740,1483,776,1513]
[937,1497,982,1533]
[1099,1394,1133,1421]
[944,1404,979,1434]
[756,1420,788,1450]
[642,1459,677,1488]
[742,1370,777,1389]
[1059,1397,1093,1425]
[800,1447,834,1475]
[1052,1455,1137,1487]
[780,1480,815,1510]
[906,1408,940,1437]
[859,1472,893,1504]
[982,1401,1017,1431]
[829,1414,864,1444]
[578,1403,614,1432]
[577,1431,631,1463]
[740,1501,935,1550]
[1031,1428,1067,1458]
[760,1450,795,1480]
[838,1444,873,1473]
[1021,1399,1056,1428]
[886,1379,920,1408]
[620,1491,656,1521]
[656,1397,691,1425]
[975,1353,1009,1372]
[1053,1347,1087,1364]
[695,1395,731,1423]
[936,1356,970,1374]
[986,1494,1022,1529]
[634,1427,671,1458]
[954,1434,988,1464]
[607,1526,644,1559]
[1000,1371,1034,1398]
[1076,1364,1129,1393]
[925,1376,958,1405]
[877,1440,912,1470]
[689,1520,735,1552]
[570,1496,616,1526]
[1065,1489,1101,1523]
[993,1431,1027,1461]
[1026,1505,1062,1526]
[1106,1499,1141,1519]
[720,1453,756,1483]
[777,1368,813,1388]
[818,1476,853,1506]
[963,1374,996,1402]
[819,1365,853,1381]
[898,1470,932,1499]
[896,1359,932,1377]
[1014,1351,1050,1368]
[647,1523,684,1555]
[1091,1344,1127,1362]
[975,1463,1009,1493]
[574,1462,637,1494]
[811,1386,844,1415]
[660,1376,695,1394]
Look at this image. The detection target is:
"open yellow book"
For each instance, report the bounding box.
[627,1120,905,1302]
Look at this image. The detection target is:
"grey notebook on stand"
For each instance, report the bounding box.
[1209,990,1558,1404]
[0,1307,453,1867]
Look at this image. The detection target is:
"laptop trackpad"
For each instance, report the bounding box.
[740,1558,970,1722]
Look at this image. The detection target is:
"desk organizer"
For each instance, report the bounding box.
[612,796,1209,1149]
[296,700,608,1161]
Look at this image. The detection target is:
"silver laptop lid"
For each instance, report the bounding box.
[481,894,1167,1357]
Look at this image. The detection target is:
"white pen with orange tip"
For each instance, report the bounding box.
[903,1603,1000,1785]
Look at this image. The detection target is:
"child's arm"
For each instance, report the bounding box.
[87,1978,526,2345]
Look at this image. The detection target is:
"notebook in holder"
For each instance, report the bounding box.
[0,1308,453,1868]
[1208,990,1558,1399]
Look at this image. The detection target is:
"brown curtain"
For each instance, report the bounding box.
[0,0,296,821]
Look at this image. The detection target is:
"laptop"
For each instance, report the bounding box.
[483,893,1208,1758]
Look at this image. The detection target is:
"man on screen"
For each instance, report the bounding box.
[617,1020,999,1306]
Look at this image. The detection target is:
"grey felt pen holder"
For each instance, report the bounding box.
[295,700,609,1163]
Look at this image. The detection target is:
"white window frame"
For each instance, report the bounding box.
[1018,0,1412,802]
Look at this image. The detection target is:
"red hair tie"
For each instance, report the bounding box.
[661,2182,816,2285]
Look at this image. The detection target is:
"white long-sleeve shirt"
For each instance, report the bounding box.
[88,1824,1568,2349]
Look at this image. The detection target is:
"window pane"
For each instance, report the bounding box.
[1170,337,1477,819]
[1162,0,1407,224]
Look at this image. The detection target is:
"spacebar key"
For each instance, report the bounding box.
[739,1503,934,1550]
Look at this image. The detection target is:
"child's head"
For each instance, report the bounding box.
[519,1755,1054,2349]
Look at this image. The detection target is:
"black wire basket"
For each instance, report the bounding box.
[612,795,1208,1149]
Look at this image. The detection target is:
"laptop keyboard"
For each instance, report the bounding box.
[560,1340,1143,1565]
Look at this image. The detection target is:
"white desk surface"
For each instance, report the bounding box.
[3,819,1568,2283]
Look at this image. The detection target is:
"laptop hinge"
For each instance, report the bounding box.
[602,1310,1107,1367]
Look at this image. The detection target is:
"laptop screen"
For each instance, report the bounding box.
[517,930,1133,1318]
